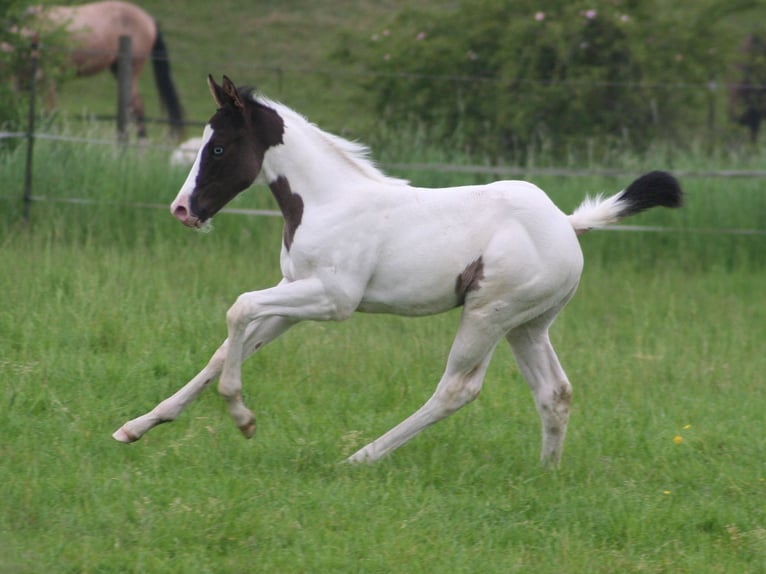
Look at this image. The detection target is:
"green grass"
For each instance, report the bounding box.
[1,223,764,573]
[1,132,765,572]
[5,3,764,570]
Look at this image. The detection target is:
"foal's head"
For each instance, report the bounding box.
[171,75,284,227]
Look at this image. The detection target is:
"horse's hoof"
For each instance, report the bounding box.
[346,449,373,464]
[239,420,256,439]
[112,426,138,443]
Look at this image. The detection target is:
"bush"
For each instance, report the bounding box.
[0,0,74,149]
[335,0,756,160]
[0,0,30,140]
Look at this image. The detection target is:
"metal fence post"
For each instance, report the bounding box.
[116,35,132,145]
[23,33,40,225]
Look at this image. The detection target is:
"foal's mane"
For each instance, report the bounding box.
[249,91,409,187]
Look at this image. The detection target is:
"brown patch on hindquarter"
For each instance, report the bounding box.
[269,176,304,250]
[455,256,484,305]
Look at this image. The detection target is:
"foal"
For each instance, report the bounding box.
[113,75,682,467]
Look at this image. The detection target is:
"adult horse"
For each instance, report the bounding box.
[112,75,682,468]
[31,1,184,138]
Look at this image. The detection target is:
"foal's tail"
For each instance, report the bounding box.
[568,171,683,235]
[151,23,185,138]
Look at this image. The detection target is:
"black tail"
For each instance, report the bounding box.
[151,24,185,138]
[568,171,683,234]
[616,170,683,218]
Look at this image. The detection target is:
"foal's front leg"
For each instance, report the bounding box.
[218,277,353,437]
[112,316,294,442]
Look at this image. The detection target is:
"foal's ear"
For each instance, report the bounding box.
[207,74,245,111]
[207,74,225,108]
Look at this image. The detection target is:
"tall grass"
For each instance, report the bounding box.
[1,129,764,572]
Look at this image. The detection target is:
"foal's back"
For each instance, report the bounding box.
[354,179,583,317]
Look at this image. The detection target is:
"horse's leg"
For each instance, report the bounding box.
[218,278,356,437]
[131,85,147,139]
[112,315,295,442]
[346,307,503,463]
[120,61,148,138]
[505,317,573,469]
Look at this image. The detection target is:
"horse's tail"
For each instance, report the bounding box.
[567,171,682,235]
[151,23,185,138]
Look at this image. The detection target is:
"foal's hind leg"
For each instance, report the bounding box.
[506,318,573,468]
[347,309,504,463]
[112,316,295,442]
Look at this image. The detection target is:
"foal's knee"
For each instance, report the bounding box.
[433,366,486,414]
[553,381,572,411]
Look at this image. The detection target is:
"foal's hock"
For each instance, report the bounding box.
[112,75,683,467]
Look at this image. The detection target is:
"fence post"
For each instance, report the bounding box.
[116,35,132,145]
[23,33,40,225]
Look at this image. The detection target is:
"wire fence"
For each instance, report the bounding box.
[4,126,766,237]
[3,38,766,236]
[31,38,766,91]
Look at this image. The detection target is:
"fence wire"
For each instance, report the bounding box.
[3,130,765,237]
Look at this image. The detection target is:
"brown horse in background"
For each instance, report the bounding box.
[31,1,184,138]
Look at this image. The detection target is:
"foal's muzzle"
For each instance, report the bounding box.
[172,204,200,227]
[170,195,204,228]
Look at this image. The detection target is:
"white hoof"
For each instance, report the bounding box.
[346,448,374,464]
[112,426,138,443]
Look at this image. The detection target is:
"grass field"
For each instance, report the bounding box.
[1,129,765,572]
[3,2,764,571]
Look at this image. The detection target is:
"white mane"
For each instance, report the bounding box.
[253,94,409,187]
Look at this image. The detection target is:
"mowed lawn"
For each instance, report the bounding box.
[1,158,764,572]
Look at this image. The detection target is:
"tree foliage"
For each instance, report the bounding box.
[0,0,30,135]
[1,0,72,143]
[336,0,762,159]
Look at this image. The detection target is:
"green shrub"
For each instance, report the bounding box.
[0,0,29,139]
[335,0,758,160]
[0,0,75,148]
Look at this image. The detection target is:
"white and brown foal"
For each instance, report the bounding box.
[113,75,682,467]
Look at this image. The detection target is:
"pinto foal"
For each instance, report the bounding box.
[113,75,682,467]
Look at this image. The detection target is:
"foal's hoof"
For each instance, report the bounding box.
[345,448,374,464]
[239,420,256,439]
[112,426,138,443]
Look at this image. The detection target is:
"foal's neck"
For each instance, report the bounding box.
[259,104,407,198]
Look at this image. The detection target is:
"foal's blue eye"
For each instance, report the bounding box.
[212,145,224,157]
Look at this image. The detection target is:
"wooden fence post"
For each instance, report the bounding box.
[116,35,132,144]
[23,33,40,225]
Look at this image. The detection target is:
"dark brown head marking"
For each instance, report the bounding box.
[455,256,484,305]
[188,75,285,223]
[268,176,304,250]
